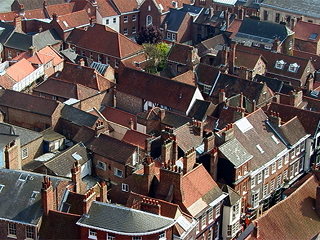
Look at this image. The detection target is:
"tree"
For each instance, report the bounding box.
[143,42,170,73]
[135,25,162,45]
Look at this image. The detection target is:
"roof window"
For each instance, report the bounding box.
[309,33,318,40]
[288,63,300,73]
[275,60,286,70]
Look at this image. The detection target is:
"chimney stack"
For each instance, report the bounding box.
[41,176,54,216]
[204,131,215,152]
[141,198,161,215]
[182,148,196,174]
[269,111,281,127]
[19,4,24,15]
[253,222,260,238]
[234,107,245,122]
[229,42,237,74]
[71,162,81,193]
[52,13,58,21]
[219,89,226,103]
[13,15,22,33]
[99,181,107,203]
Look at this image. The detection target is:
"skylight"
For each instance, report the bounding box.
[235,117,253,133]
[271,135,280,144]
[72,152,82,161]
[63,21,69,28]
[0,184,4,193]
[31,191,39,199]
[309,33,318,40]
[19,173,29,181]
[256,144,264,153]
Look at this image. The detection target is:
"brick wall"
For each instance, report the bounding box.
[0,221,37,240]
[139,0,162,29]
[116,91,143,114]
[119,12,139,38]
[21,136,44,166]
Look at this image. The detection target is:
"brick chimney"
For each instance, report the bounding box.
[221,124,234,143]
[129,118,134,130]
[79,58,85,67]
[99,181,107,203]
[238,7,244,20]
[71,162,81,193]
[159,164,183,202]
[13,15,22,33]
[234,107,245,122]
[41,176,54,216]
[161,138,178,164]
[145,137,152,155]
[306,76,314,93]
[192,119,203,138]
[229,42,237,74]
[238,66,249,80]
[159,108,165,121]
[183,148,196,174]
[52,13,58,21]
[253,222,260,238]
[43,0,47,8]
[289,90,302,107]
[221,47,228,66]
[219,89,226,103]
[204,131,215,152]
[141,197,161,215]
[210,147,219,181]
[19,4,24,15]
[144,156,155,176]
[83,188,96,214]
[268,110,281,127]
[28,46,36,56]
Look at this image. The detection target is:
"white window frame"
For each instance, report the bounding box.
[159,231,166,239]
[257,172,262,183]
[22,147,28,159]
[107,233,115,240]
[26,226,34,239]
[132,14,137,21]
[264,167,269,179]
[8,222,17,237]
[278,158,282,169]
[208,208,213,223]
[251,176,255,188]
[114,167,123,178]
[251,190,259,208]
[201,213,206,229]
[275,59,286,69]
[284,153,289,164]
[277,174,282,189]
[124,15,128,23]
[132,27,136,34]
[89,229,97,240]
[122,183,129,192]
[113,18,116,23]
[271,162,276,173]
[132,237,142,240]
[263,183,268,198]
[270,179,275,192]
[97,161,106,171]
[124,28,128,35]
[215,204,220,217]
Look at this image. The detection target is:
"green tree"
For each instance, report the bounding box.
[143,43,170,73]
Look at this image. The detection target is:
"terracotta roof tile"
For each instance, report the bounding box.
[167,42,193,64]
[118,67,200,113]
[0,89,61,116]
[293,49,320,70]
[112,0,139,13]
[247,172,320,240]
[101,106,136,128]
[122,129,151,149]
[68,24,143,58]
[293,21,320,42]
[46,2,77,17]
[6,58,36,82]
[55,9,90,31]
[153,0,192,12]
[95,0,118,17]
[172,70,196,86]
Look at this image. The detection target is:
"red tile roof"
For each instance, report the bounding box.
[6,58,36,82]
[68,23,143,58]
[293,49,320,70]
[154,0,192,12]
[0,89,61,116]
[95,0,118,17]
[101,106,136,128]
[112,0,139,13]
[117,67,200,113]
[172,70,196,86]
[167,42,193,64]
[122,129,151,149]
[293,21,320,42]
[54,9,90,32]
[46,2,77,17]
[247,172,320,240]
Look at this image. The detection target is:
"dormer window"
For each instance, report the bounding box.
[288,63,300,73]
[275,60,286,70]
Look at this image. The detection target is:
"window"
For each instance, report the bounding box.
[0,184,4,193]
[97,161,106,171]
[277,174,282,188]
[132,237,142,240]
[166,32,171,40]
[309,33,318,40]
[114,168,123,177]
[115,61,119,68]
[251,190,259,208]
[89,229,97,239]
[299,158,303,171]
[288,63,299,73]
[296,144,301,155]
[278,158,282,169]
[201,213,206,229]
[172,33,176,41]
[148,5,151,11]
[283,169,288,181]
[146,15,152,26]
[256,144,264,153]
[90,52,93,59]
[22,147,28,159]
[275,60,286,70]
[31,191,39,199]
[257,172,262,183]
[124,28,128,35]
[122,183,129,192]
[284,153,289,164]
[113,18,116,23]
[98,54,103,63]
[214,223,219,240]
[271,135,279,144]
[52,95,57,100]
[275,13,280,23]
[81,50,85,56]
[203,85,211,94]
[208,208,213,222]
[263,183,268,197]
[132,27,136,34]
[300,141,305,152]
[159,232,166,239]
[107,234,115,240]
[290,149,295,159]
[132,14,136,21]
[271,162,276,173]
[232,204,239,221]
[270,179,275,192]
[264,167,269,179]
[106,57,110,64]
[124,16,128,22]
[215,204,220,216]
[8,223,17,236]
[227,222,239,237]
[263,10,268,21]
[290,165,294,178]
[251,176,255,188]
[196,221,199,233]
[106,19,109,24]
[26,226,34,239]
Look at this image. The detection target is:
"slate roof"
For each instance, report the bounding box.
[233,18,293,46]
[266,102,320,137]
[0,21,15,45]
[0,89,61,116]
[162,9,187,32]
[85,134,137,165]
[0,168,69,225]
[253,74,284,93]
[67,24,143,59]
[0,122,43,146]
[77,201,175,235]
[0,134,19,150]
[188,99,215,121]
[245,171,320,240]
[195,63,221,86]
[261,0,320,19]
[60,105,98,127]
[118,67,200,113]
[219,138,253,168]
[221,184,241,206]
[44,142,88,177]
[4,28,62,51]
